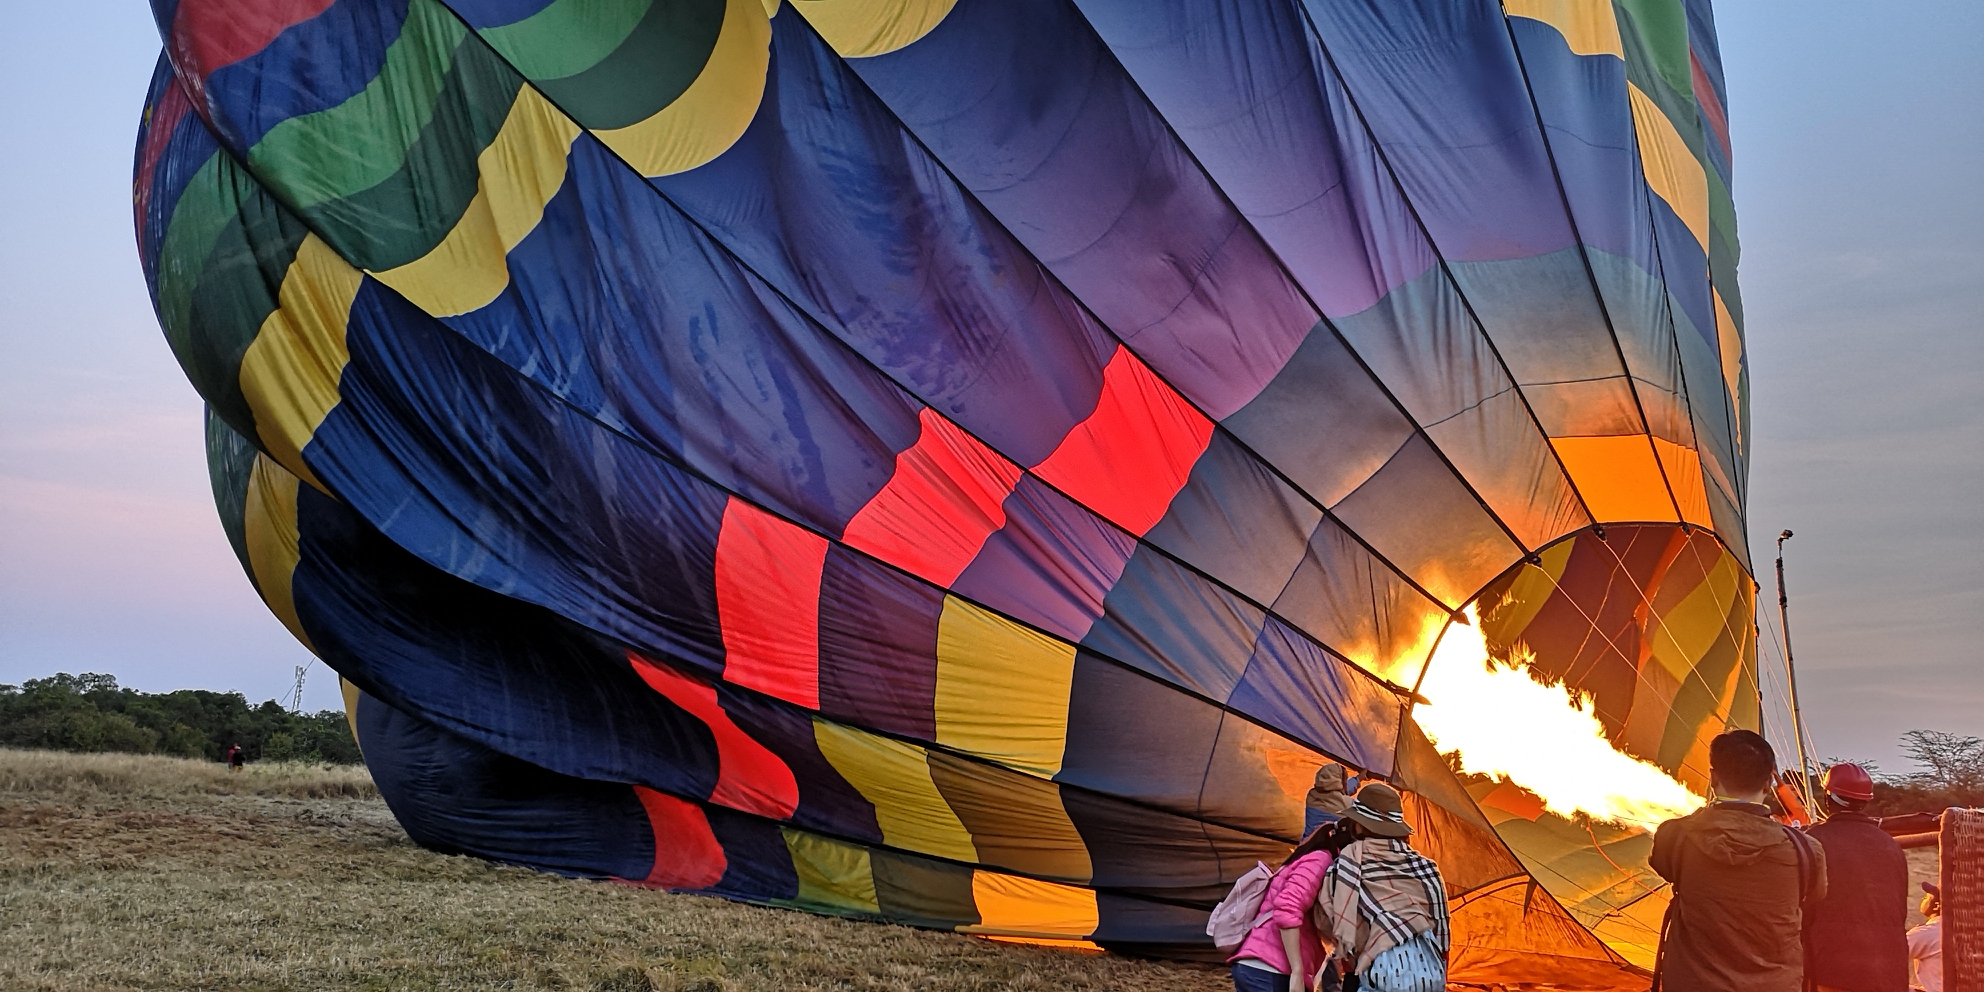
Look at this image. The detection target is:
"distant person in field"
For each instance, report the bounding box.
[1907,883,1942,992]
[226,743,244,773]
[1317,782,1448,992]
[1651,729,1827,991]
[1802,762,1909,992]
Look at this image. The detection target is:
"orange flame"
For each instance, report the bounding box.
[1414,608,1703,832]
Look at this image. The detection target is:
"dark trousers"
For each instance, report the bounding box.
[1231,963,1291,992]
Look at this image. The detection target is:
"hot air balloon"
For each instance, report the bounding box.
[136,0,1757,984]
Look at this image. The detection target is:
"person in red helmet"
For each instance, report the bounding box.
[1803,762,1909,992]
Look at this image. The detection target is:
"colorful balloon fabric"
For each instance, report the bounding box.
[137,0,1754,983]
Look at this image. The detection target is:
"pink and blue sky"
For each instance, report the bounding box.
[1,1,1977,770]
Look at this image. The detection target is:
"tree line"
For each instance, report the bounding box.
[0,672,362,765]
[1842,729,1984,815]
[5,670,1977,809]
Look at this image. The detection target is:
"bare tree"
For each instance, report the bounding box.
[1823,756,1882,780]
[1899,729,1984,792]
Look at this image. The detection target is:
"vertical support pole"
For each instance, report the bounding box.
[1775,530,1815,811]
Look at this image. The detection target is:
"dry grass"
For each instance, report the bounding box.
[0,747,378,800]
[0,748,1225,991]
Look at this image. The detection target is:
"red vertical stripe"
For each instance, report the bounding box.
[632,787,726,890]
[134,79,196,253]
[715,498,827,708]
[1690,51,1732,164]
[629,654,801,820]
[1031,346,1215,535]
[169,0,339,83]
[841,408,1024,586]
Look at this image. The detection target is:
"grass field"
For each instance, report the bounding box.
[0,748,1225,991]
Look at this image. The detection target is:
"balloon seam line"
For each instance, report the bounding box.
[1485,4,1691,527]
[768,10,1472,631]
[421,1,1441,706]
[184,0,1420,786]
[761,12,1498,626]
[1057,1,1541,567]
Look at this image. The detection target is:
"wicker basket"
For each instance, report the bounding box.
[1945,807,1982,992]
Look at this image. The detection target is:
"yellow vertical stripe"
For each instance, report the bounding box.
[1645,552,1739,684]
[934,597,1074,778]
[1628,83,1710,250]
[371,87,583,316]
[1726,586,1761,733]
[1713,290,1744,449]
[1503,0,1624,58]
[813,719,977,862]
[243,454,313,651]
[780,827,881,915]
[596,0,771,176]
[239,235,364,493]
[340,677,363,752]
[235,3,769,492]
[961,872,1099,939]
[791,0,959,57]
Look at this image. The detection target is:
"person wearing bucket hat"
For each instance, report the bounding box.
[1317,782,1448,992]
[1337,781,1414,838]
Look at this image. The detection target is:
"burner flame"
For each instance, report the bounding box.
[1414,608,1704,832]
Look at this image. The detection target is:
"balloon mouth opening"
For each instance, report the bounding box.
[1413,602,1705,833]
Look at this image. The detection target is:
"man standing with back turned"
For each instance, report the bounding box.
[1803,763,1908,992]
[1651,730,1827,991]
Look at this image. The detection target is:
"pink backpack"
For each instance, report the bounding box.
[1206,861,1277,950]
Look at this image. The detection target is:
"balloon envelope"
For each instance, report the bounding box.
[140,0,1754,982]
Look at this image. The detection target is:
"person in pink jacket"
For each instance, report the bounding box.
[1229,827,1339,992]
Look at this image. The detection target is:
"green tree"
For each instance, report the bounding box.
[0,672,362,765]
[160,722,211,758]
[262,731,319,763]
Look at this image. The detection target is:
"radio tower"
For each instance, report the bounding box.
[288,663,309,714]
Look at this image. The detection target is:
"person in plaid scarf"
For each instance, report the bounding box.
[1317,782,1449,992]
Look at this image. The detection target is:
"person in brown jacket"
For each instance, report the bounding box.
[1651,730,1827,991]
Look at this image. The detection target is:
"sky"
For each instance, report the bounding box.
[1717,0,1983,771]
[0,6,342,713]
[0,2,1978,769]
